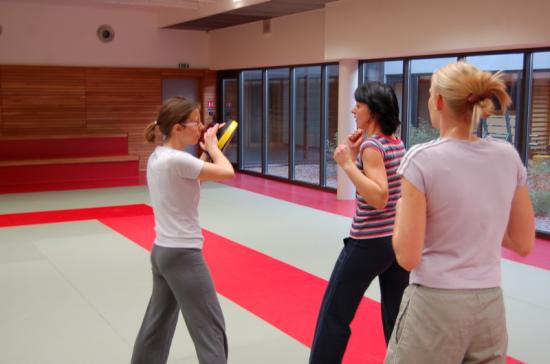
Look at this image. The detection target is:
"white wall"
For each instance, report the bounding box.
[209,0,550,70]
[0,1,209,68]
[209,9,325,70]
[325,0,550,61]
[2,0,549,70]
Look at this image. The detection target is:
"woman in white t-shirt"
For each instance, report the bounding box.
[385,62,535,363]
[131,96,234,364]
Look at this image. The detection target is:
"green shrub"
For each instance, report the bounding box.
[528,158,550,217]
[409,118,439,145]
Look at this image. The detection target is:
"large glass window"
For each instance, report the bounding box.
[529,52,550,234]
[222,51,550,235]
[465,54,523,144]
[294,66,322,184]
[242,70,263,172]
[356,51,549,235]
[222,65,338,189]
[408,57,457,147]
[266,68,290,178]
[325,65,339,188]
[222,78,238,163]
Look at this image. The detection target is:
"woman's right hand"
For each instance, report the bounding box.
[347,128,365,159]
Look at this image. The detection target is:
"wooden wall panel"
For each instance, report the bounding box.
[126,124,157,171]
[0,66,216,171]
[0,66,86,130]
[85,68,162,171]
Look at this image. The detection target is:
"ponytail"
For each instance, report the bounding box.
[144,121,157,144]
[468,70,512,134]
[432,62,512,134]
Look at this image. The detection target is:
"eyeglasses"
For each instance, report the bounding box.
[180,119,203,128]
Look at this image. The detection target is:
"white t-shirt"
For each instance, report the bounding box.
[147,145,205,249]
[398,137,527,289]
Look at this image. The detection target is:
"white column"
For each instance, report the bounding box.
[336,59,359,200]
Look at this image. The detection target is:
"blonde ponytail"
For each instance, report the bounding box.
[432,62,512,135]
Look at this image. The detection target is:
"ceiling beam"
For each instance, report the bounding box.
[157,0,270,28]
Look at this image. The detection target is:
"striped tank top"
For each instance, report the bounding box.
[350,134,405,240]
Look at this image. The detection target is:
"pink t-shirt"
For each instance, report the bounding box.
[398,137,527,289]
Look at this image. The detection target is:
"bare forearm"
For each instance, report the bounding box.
[342,162,388,209]
[392,225,411,270]
[208,148,234,173]
[391,180,426,271]
[392,203,412,270]
[501,231,534,257]
[502,186,535,257]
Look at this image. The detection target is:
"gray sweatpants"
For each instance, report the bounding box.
[131,245,228,364]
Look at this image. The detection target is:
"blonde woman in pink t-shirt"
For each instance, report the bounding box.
[385,62,535,364]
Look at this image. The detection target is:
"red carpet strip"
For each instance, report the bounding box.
[223,173,550,272]
[221,173,357,217]
[1,170,547,271]
[0,204,152,228]
[99,213,401,364]
[100,212,523,364]
[0,173,147,195]
[0,205,527,363]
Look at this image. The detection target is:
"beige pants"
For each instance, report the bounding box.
[384,284,507,364]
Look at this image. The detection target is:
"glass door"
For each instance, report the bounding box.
[218,72,239,164]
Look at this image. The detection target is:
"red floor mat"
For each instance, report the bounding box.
[100,210,523,364]
[0,204,531,363]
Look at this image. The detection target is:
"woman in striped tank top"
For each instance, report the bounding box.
[309,82,409,364]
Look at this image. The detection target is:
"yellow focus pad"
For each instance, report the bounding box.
[218,120,238,151]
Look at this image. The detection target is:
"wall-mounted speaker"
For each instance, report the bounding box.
[97,24,114,43]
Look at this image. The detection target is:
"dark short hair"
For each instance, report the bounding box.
[354,82,401,135]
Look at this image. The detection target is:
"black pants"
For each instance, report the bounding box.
[309,236,409,364]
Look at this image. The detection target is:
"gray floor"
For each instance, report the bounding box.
[1,183,549,363]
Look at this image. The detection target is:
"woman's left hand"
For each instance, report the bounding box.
[200,123,221,153]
